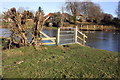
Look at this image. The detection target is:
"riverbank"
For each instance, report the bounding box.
[2,44,118,78]
[44,26,120,31]
[1,24,120,31]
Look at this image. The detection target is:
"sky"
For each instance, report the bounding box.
[0,0,119,17]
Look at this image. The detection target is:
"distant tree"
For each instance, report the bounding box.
[101,13,113,24]
[38,6,43,13]
[65,0,103,23]
[81,0,103,23]
[0,13,2,26]
[112,17,120,28]
[0,13,2,19]
[22,10,34,19]
[65,0,81,24]
[116,1,120,19]
[34,6,44,23]
[80,0,91,18]
[54,12,62,27]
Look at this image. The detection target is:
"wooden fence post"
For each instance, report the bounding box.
[75,26,78,43]
[102,25,103,30]
[83,34,85,46]
[87,25,88,30]
[81,25,82,30]
[94,25,95,31]
[56,27,60,45]
[114,27,116,30]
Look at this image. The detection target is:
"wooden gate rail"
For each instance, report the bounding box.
[39,31,56,45]
[57,26,87,46]
[39,26,87,46]
[41,37,56,40]
[77,28,87,46]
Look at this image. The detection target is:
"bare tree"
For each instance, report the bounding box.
[80,0,91,18]
[3,7,49,48]
[65,0,81,24]
[81,0,103,23]
[116,1,120,19]
[89,4,103,23]
[61,7,64,27]
[3,8,29,46]
[0,13,2,27]
[23,10,34,19]
[102,13,113,23]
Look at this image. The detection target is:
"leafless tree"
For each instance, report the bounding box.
[65,0,81,24]
[102,13,113,23]
[3,8,29,46]
[81,0,103,23]
[116,1,120,19]
[80,0,91,18]
[3,7,49,48]
[65,0,103,23]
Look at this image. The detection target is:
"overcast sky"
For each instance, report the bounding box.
[0,0,119,17]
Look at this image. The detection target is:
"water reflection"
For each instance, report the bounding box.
[84,31,120,52]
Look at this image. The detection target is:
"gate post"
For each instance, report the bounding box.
[75,26,78,43]
[56,27,60,45]
[83,34,85,46]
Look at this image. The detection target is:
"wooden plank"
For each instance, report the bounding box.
[60,38,74,41]
[77,31,87,38]
[40,31,50,38]
[60,31,75,33]
[75,26,77,43]
[85,35,87,38]
[60,27,75,29]
[41,37,56,40]
[87,25,88,30]
[76,42,84,46]
[77,36,86,43]
[83,34,85,45]
[61,42,75,45]
[94,25,96,31]
[77,36,83,41]
[57,27,60,45]
[42,42,55,45]
[101,25,103,30]
[40,31,55,42]
[60,34,75,36]
[77,30,84,35]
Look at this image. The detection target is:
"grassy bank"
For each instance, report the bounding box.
[2,44,119,78]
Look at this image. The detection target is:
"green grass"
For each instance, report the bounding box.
[2,44,119,78]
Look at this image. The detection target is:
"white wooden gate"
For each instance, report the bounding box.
[57,26,87,46]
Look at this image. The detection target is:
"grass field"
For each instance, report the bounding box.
[2,44,119,78]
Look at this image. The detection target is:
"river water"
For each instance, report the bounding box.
[83,31,120,52]
[0,28,120,52]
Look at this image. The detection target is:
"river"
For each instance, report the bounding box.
[0,28,120,52]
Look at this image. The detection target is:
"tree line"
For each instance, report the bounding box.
[1,0,120,28]
[65,0,120,27]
